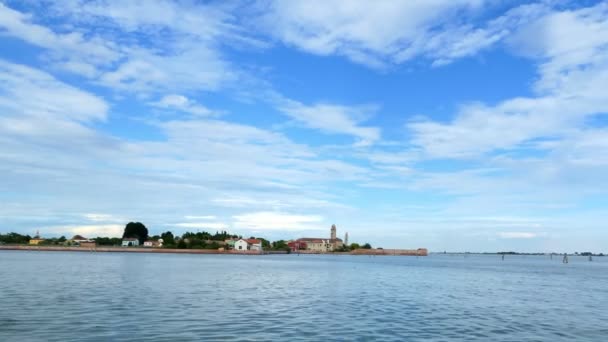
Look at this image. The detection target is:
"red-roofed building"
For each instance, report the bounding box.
[287,240,307,252]
[291,225,345,252]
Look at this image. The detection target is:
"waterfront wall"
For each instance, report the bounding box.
[290,248,428,256]
[0,245,427,256]
[0,245,265,255]
[351,248,428,256]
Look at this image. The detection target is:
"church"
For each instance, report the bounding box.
[289,224,347,252]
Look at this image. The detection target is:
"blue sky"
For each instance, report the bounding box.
[1,0,607,252]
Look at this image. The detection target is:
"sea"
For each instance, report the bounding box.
[0,251,606,341]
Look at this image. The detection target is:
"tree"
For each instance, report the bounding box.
[177,239,187,249]
[272,240,288,250]
[122,222,148,245]
[0,232,31,244]
[362,243,372,249]
[350,243,361,250]
[258,238,271,249]
[161,231,175,247]
[94,237,122,246]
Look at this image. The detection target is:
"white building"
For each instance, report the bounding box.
[143,239,163,248]
[234,238,263,251]
[122,238,139,247]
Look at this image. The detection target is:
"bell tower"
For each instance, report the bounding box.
[331,224,337,240]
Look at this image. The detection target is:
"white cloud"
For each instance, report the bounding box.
[173,222,228,230]
[252,0,545,67]
[408,3,608,159]
[0,3,120,76]
[151,94,217,117]
[47,224,124,238]
[232,212,324,231]
[498,232,545,239]
[0,59,108,123]
[276,97,380,145]
[508,3,608,96]
[83,213,123,223]
[184,215,217,220]
[0,61,364,240]
[0,2,242,94]
[2,1,608,252]
[97,45,234,93]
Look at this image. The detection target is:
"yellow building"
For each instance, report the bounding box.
[29,237,45,245]
[29,231,45,245]
[294,225,344,252]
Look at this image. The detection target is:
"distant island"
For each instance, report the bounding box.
[436,251,605,257]
[0,222,428,256]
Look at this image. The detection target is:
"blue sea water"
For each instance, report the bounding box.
[0,251,607,341]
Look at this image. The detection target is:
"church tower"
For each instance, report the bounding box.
[344,232,349,246]
[331,224,337,240]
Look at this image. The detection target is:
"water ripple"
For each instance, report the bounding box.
[1,252,607,341]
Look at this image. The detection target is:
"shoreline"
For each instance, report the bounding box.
[0,245,428,256]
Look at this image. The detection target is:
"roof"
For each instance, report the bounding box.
[245,239,261,244]
[297,238,343,243]
[72,235,87,240]
[123,237,139,241]
[288,240,307,245]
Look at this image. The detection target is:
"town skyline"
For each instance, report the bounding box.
[1,1,608,252]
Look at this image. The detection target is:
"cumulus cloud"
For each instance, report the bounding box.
[2,1,608,252]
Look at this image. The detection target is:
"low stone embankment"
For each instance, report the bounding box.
[350,248,428,256]
[0,245,265,255]
[0,245,427,256]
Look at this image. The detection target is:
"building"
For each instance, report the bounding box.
[234,238,263,251]
[71,235,93,246]
[287,240,307,252]
[72,235,89,243]
[224,239,238,249]
[29,231,44,245]
[292,225,345,252]
[143,239,163,248]
[294,238,334,252]
[122,238,139,247]
[29,237,45,245]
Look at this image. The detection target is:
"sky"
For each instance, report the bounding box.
[1,0,607,252]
